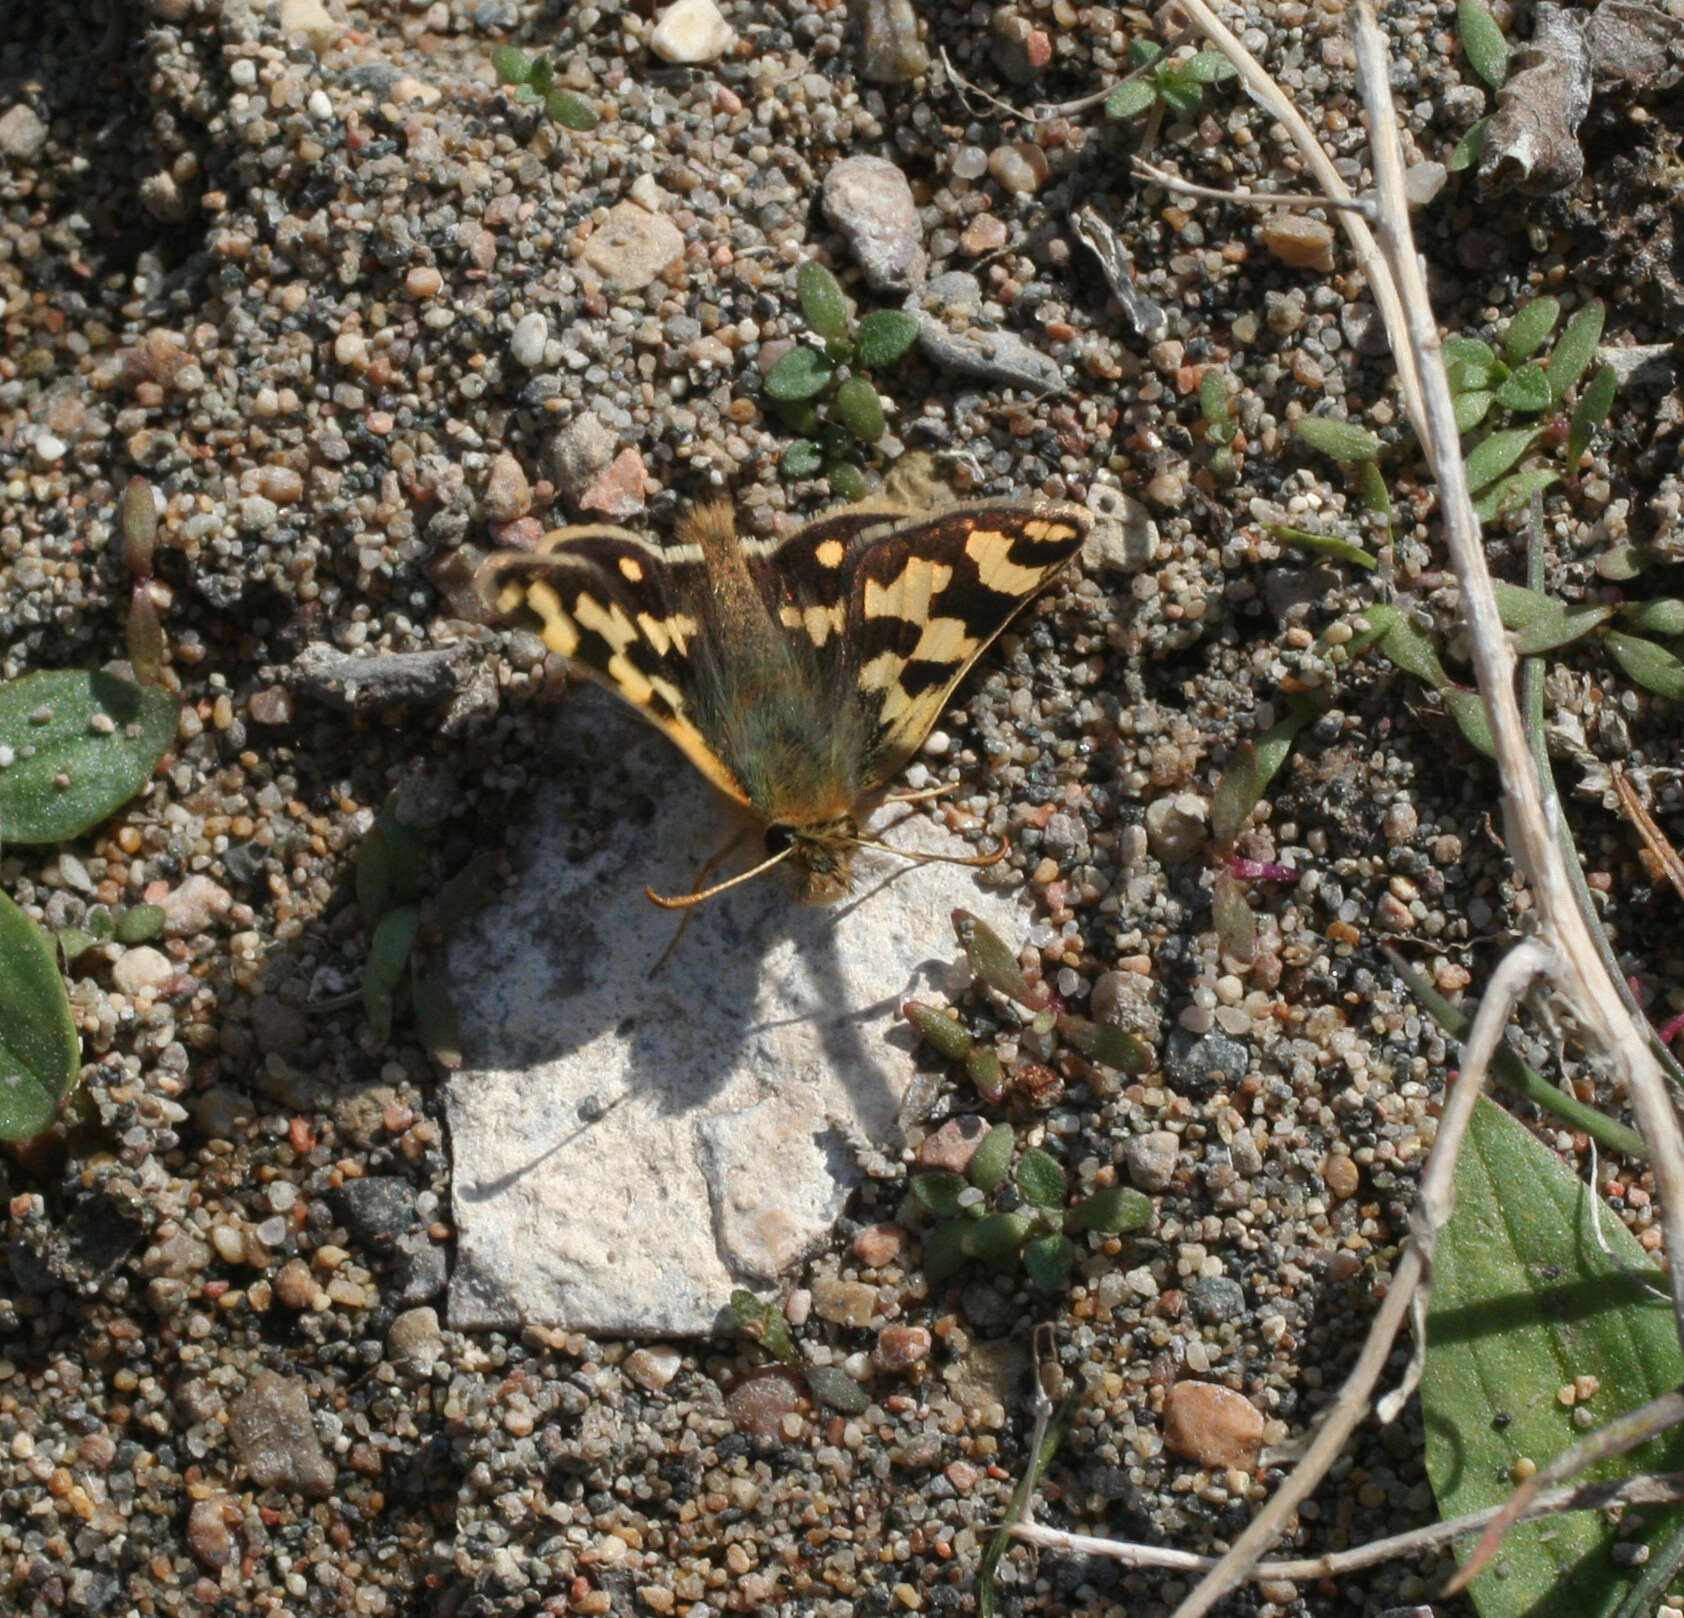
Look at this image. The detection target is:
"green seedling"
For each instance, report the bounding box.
[726,1289,797,1362]
[1105,39,1236,123]
[1199,368,1239,483]
[1447,0,1510,171]
[913,1124,1153,1290]
[766,261,919,499]
[0,888,80,1141]
[490,44,599,130]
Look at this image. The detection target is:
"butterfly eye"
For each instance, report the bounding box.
[764,824,795,856]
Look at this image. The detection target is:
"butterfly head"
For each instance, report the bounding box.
[765,816,858,904]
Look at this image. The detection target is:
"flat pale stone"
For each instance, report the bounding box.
[649,0,736,64]
[445,690,1031,1335]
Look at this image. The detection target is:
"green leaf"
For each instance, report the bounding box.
[512,84,542,105]
[964,1044,1006,1103]
[1023,1234,1075,1291]
[1127,38,1164,68]
[825,461,868,502]
[1180,51,1235,84]
[1199,369,1233,439]
[1472,465,1560,525]
[1447,115,1489,172]
[855,309,919,369]
[1546,302,1605,402]
[86,907,115,942]
[1619,598,1684,637]
[489,45,533,85]
[902,1000,973,1059]
[125,585,166,689]
[1597,542,1648,582]
[1605,631,1684,701]
[1457,0,1511,88]
[1211,867,1256,962]
[1452,389,1495,433]
[1510,602,1615,655]
[55,928,97,966]
[728,1289,796,1360]
[1463,426,1542,493]
[0,670,177,846]
[1443,336,1498,372]
[797,261,851,342]
[1359,460,1393,524]
[1068,1186,1154,1235]
[411,954,463,1070]
[543,88,598,131]
[1567,365,1617,466]
[1422,1097,1684,1614]
[356,800,419,924]
[963,1211,1033,1269]
[1015,1148,1068,1209]
[1493,364,1554,414]
[953,908,1041,1007]
[780,438,823,479]
[1294,416,1380,462]
[764,346,834,402]
[0,889,80,1140]
[1105,77,1157,120]
[525,54,554,93]
[922,1220,972,1286]
[968,1122,1017,1193]
[1211,713,1306,846]
[1503,297,1560,365]
[363,904,420,1043]
[121,477,158,578]
[1056,1015,1154,1075]
[833,376,887,443]
[1268,525,1376,569]
[823,336,856,364]
[1157,77,1203,118]
[1376,613,1451,689]
[1492,580,1559,630]
[1443,687,1496,756]
[912,1172,968,1220]
[114,903,165,945]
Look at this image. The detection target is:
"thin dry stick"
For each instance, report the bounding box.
[1172,0,1426,438]
[1166,937,1552,1618]
[1012,1470,1684,1578]
[1131,156,1376,214]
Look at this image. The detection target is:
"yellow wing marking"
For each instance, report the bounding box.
[964,528,1051,596]
[778,602,847,648]
[862,557,955,624]
[814,538,846,569]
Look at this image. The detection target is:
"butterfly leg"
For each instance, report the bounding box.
[876,781,961,807]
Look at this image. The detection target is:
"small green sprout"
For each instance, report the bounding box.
[766,261,919,499]
[1447,0,1510,171]
[1199,368,1239,483]
[913,1125,1153,1290]
[726,1290,797,1361]
[1105,40,1236,123]
[490,44,599,131]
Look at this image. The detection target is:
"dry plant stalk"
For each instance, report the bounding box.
[1006,3,1684,1612]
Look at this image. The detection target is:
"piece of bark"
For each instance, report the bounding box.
[1478,3,1593,196]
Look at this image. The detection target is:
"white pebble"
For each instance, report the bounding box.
[649,0,736,64]
[510,312,549,369]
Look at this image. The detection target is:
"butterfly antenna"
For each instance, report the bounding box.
[876,781,960,807]
[843,835,1010,870]
[644,843,797,909]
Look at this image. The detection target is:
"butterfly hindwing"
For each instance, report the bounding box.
[477,525,753,805]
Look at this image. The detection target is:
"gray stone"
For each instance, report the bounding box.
[821,156,927,293]
[228,1372,335,1498]
[1082,486,1157,574]
[0,104,47,161]
[444,689,1034,1335]
[1189,1274,1248,1324]
[911,275,1064,392]
[1122,1130,1179,1193]
[279,642,471,712]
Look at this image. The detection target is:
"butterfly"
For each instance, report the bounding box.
[477,493,1092,905]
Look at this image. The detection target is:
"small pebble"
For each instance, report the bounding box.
[649,0,736,64]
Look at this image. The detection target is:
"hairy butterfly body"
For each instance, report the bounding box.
[478,494,1091,902]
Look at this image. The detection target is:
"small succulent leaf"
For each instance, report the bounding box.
[125,584,167,688]
[1056,1015,1154,1074]
[833,376,887,442]
[525,55,554,92]
[1128,38,1164,67]
[0,670,177,846]
[1471,465,1560,524]
[963,1211,1034,1269]
[1493,364,1554,414]
[1619,599,1684,638]
[1458,0,1511,88]
[1180,51,1236,83]
[952,908,1041,1007]
[764,346,834,401]
[1567,365,1617,466]
[1294,417,1380,462]
[1359,459,1393,521]
[1105,77,1157,119]
[727,1290,797,1360]
[1503,297,1561,365]
[356,825,394,924]
[1199,369,1234,439]
[922,1220,972,1285]
[56,928,97,965]
[967,1122,1017,1192]
[912,1172,968,1219]
[1015,1148,1068,1209]
[1376,613,1451,689]
[1492,580,1559,630]
[1068,1186,1155,1234]
[1463,426,1542,493]
[512,83,542,104]
[902,1001,973,1059]
[1211,713,1306,846]
[855,309,919,368]
[1023,1234,1076,1291]
[1452,389,1495,433]
[490,45,533,84]
[121,477,159,577]
[114,903,165,945]
[86,907,115,941]
[1510,602,1615,655]
[1268,525,1376,569]
[825,461,868,502]
[1443,336,1498,371]
[780,439,824,478]
[543,88,598,131]
[1443,688,1496,756]
[1212,867,1257,962]
[1546,302,1605,402]
[1447,116,1488,171]
[1157,77,1203,117]
[363,904,421,1042]
[797,261,851,341]
[0,889,81,1141]
[435,850,500,933]
[1605,632,1684,701]
[411,955,464,1070]
[964,1045,1006,1102]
